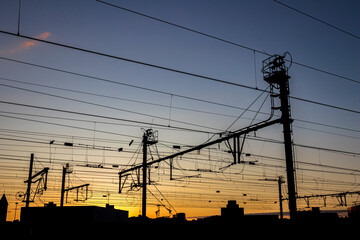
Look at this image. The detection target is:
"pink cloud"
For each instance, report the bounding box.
[21,41,36,49]
[0,32,52,54]
[35,32,51,40]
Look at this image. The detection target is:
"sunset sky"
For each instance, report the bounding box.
[0,0,359,220]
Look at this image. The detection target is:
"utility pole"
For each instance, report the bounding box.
[25,153,34,208]
[23,153,48,207]
[279,70,297,219]
[60,163,89,207]
[278,176,284,220]
[263,53,297,219]
[265,176,284,220]
[60,165,68,207]
[142,133,148,218]
[141,129,158,218]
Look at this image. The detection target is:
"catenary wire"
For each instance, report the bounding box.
[0,35,358,114]
[0,57,358,133]
[273,0,360,40]
[96,0,360,84]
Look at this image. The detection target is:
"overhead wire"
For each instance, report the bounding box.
[2,146,358,212]
[96,0,360,84]
[0,30,258,90]
[0,100,217,134]
[0,76,244,119]
[0,35,358,115]
[273,0,360,40]
[0,82,224,132]
[0,2,358,214]
[225,85,272,132]
[1,56,359,131]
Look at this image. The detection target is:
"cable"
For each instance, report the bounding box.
[291,96,360,115]
[152,184,177,214]
[0,100,217,134]
[295,118,360,134]
[0,76,253,120]
[96,0,263,54]
[0,113,139,139]
[4,76,359,120]
[0,27,358,212]
[0,30,259,91]
[96,0,360,84]
[1,55,359,117]
[226,85,271,131]
[273,0,360,40]
[0,82,223,132]
[246,135,360,157]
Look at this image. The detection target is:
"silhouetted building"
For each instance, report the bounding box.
[348,205,360,221]
[21,203,128,224]
[173,212,186,222]
[221,200,244,220]
[297,207,339,223]
[0,194,8,222]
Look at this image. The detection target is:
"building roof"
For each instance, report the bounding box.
[0,194,8,205]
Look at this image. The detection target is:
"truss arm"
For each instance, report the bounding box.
[119,118,281,175]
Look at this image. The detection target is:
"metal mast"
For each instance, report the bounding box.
[25,153,34,208]
[262,52,297,219]
[141,129,158,218]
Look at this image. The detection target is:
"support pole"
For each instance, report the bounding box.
[170,158,173,180]
[236,136,241,164]
[118,173,122,193]
[262,53,297,220]
[278,176,284,220]
[25,153,34,208]
[279,76,297,219]
[142,133,148,218]
[233,137,237,164]
[60,165,66,207]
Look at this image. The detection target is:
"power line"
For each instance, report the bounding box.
[96,0,360,84]
[0,113,138,139]
[0,104,360,164]
[273,0,360,40]
[1,142,358,212]
[291,96,360,115]
[0,30,258,91]
[3,129,357,177]
[246,135,360,157]
[0,76,251,119]
[293,125,360,140]
[0,32,358,115]
[0,100,217,134]
[1,56,359,121]
[0,58,268,115]
[225,85,271,131]
[295,143,360,157]
[294,118,360,134]
[0,82,224,132]
[96,0,263,54]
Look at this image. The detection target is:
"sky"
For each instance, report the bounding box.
[0,0,359,220]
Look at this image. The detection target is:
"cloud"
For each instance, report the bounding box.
[22,41,36,49]
[19,32,51,50]
[0,32,51,54]
[36,32,51,40]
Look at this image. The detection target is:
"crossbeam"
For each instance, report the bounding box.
[119,118,281,175]
[64,183,90,192]
[287,191,360,207]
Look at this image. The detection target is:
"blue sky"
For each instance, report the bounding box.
[0,0,359,219]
